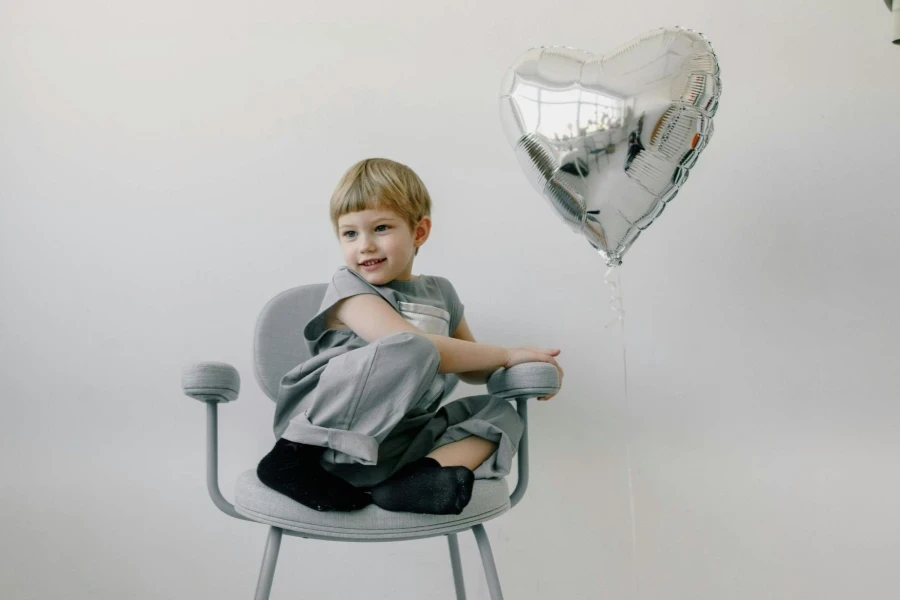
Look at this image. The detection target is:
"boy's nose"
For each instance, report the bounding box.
[358,236,377,251]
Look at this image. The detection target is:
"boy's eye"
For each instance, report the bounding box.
[343,225,389,238]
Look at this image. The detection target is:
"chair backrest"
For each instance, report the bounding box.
[253,284,327,401]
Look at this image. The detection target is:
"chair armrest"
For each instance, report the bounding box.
[486,363,559,399]
[179,361,249,521]
[181,362,240,403]
[486,363,558,509]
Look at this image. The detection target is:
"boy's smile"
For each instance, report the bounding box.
[360,258,386,270]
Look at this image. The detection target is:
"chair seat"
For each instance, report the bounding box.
[233,469,511,541]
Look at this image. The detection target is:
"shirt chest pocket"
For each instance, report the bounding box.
[399,301,450,337]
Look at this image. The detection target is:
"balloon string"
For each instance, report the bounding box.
[603,266,625,337]
[604,265,638,600]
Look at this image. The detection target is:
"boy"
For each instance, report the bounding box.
[257,158,564,515]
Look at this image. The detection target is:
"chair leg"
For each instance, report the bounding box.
[446,533,467,600]
[254,526,283,600]
[472,524,504,600]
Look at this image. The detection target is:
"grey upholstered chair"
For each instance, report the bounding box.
[180,283,559,599]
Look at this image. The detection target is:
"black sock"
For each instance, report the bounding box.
[256,438,372,512]
[370,457,475,515]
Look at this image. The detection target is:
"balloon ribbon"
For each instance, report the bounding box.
[604,265,638,599]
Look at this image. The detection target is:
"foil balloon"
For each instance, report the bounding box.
[499,27,721,266]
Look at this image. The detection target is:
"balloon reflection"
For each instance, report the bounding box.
[500,27,721,266]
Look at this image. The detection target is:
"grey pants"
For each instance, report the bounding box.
[275,332,524,488]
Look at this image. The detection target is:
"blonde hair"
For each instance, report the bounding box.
[330,158,432,255]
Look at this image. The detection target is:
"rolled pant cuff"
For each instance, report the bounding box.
[434,420,518,479]
[281,413,379,465]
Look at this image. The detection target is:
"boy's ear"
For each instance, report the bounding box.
[413,216,432,248]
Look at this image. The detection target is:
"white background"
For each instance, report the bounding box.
[2,1,898,598]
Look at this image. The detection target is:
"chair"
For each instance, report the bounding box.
[180,283,559,599]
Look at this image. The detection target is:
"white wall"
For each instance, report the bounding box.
[2,1,898,598]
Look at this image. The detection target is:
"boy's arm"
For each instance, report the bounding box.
[334,295,508,376]
[450,316,500,385]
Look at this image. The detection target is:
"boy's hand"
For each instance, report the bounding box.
[504,346,563,401]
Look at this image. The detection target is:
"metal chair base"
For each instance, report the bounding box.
[252,525,504,600]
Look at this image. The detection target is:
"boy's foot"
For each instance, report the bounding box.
[256,438,372,512]
[370,457,475,515]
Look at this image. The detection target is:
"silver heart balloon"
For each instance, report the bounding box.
[499,27,721,266]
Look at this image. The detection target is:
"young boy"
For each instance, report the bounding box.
[257,158,564,515]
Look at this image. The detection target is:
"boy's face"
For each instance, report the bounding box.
[337,208,430,284]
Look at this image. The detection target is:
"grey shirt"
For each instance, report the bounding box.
[303,266,465,357]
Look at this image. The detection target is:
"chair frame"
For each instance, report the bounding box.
[199,394,532,600]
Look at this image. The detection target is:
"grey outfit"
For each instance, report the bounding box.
[272,266,524,488]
